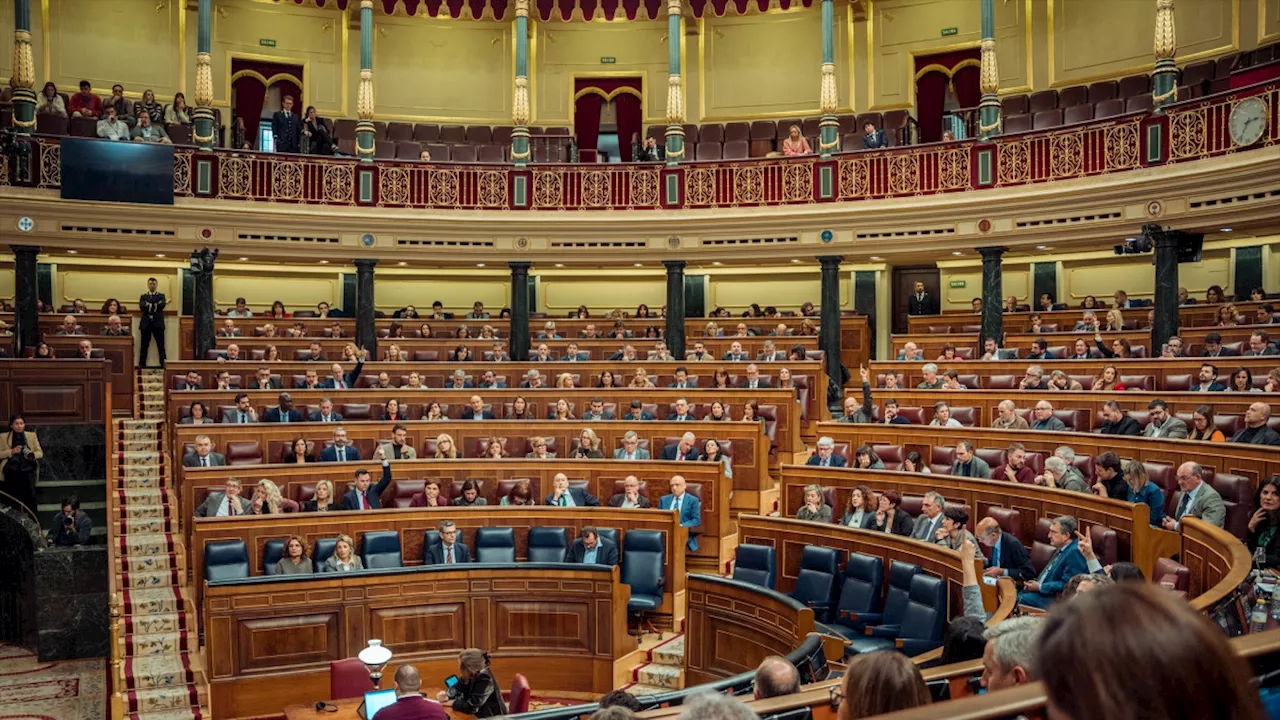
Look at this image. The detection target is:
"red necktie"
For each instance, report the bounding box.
[361,494,369,510]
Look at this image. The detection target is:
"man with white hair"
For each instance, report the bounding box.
[897,342,922,361]
[678,691,756,720]
[806,437,846,467]
[980,617,1046,692]
[1035,455,1089,493]
[910,491,947,541]
[1017,515,1087,609]
[660,432,702,461]
[1019,365,1048,390]
[918,363,943,389]
[992,400,1029,430]
[1029,400,1068,431]
[1161,462,1226,530]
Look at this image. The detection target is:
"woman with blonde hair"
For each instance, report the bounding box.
[275,535,313,575]
[799,318,818,336]
[339,343,357,362]
[629,367,654,388]
[1217,304,1240,327]
[384,344,404,361]
[574,428,603,459]
[434,433,459,459]
[796,484,832,522]
[483,437,507,459]
[250,478,284,515]
[550,399,572,421]
[324,534,363,572]
[556,373,576,389]
[782,125,812,155]
[303,479,339,512]
[1103,308,1124,331]
[704,321,721,337]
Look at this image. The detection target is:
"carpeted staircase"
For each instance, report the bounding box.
[109,369,208,720]
[626,632,686,696]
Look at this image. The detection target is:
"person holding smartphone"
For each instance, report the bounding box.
[438,649,507,717]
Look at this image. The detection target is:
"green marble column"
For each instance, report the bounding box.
[193,0,215,150]
[356,0,376,162]
[10,0,35,133]
[1152,0,1178,112]
[511,0,531,167]
[977,0,1001,140]
[817,0,838,158]
[663,0,685,165]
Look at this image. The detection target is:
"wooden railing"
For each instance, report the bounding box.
[905,301,1272,332]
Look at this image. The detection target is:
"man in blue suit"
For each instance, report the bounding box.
[424,520,472,564]
[262,392,303,423]
[806,437,847,467]
[1017,515,1088,609]
[339,447,392,510]
[320,352,366,389]
[566,527,619,565]
[544,472,602,507]
[976,517,1036,582]
[320,426,363,462]
[659,432,703,461]
[659,475,702,551]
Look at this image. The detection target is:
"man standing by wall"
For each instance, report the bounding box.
[139,277,166,368]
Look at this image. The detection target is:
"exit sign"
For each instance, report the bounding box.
[259,38,277,47]
[941,27,958,36]
[949,279,967,288]
[600,56,617,64]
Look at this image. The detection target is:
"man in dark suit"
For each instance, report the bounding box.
[183,435,226,468]
[660,432,703,461]
[249,366,282,390]
[445,370,474,390]
[1200,332,1238,358]
[319,427,363,462]
[339,448,392,510]
[424,520,471,564]
[669,398,695,422]
[607,475,652,507]
[263,392,303,423]
[195,478,251,517]
[976,517,1036,581]
[308,397,343,423]
[906,280,936,315]
[721,341,749,362]
[668,367,696,389]
[621,400,654,421]
[544,473,601,507]
[1098,400,1142,435]
[272,94,302,153]
[320,354,366,390]
[221,394,259,424]
[740,364,771,389]
[1017,515,1088,609]
[1245,331,1279,357]
[477,370,507,389]
[461,395,495,420]
[178,370,203,391]
[566,527,619,565]
[862,121,888,150]
[581,397,616,421]
[138,277,166,368]
[806,437,847,467]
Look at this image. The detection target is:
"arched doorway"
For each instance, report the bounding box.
[230,58,304,150]
[573,77,643,162]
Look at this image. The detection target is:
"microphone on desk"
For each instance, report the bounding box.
[315,701,339,713]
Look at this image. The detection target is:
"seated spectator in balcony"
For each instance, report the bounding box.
[320,427,362,462]
[1098,400,1140,436]
[1035,455,1088,494]
[455,479,487,506]
[722,341,749,362]
[136,88,163,124]
[69,80,101,118]
[896,342,922,361]
[130,112,169,144]
[1161,461,1226,531]
[284,437,316,465]
[951,440,991,478]
[1091,451,1127,499]
[467,302,490,320]
[635,134,663,161]
[660,475,702,551]
[661,432,703,461]
[1025,339,1055,361]
[916,363,943,389]
[1017,515,1087,610]
[1245,331,1278,356]
[221,393,258,424]
[196,477,249,516]
[993,443,1035,484]
[629,367,655,389]
[621,400,654,422]
[861,121,887,150]
[929,401,962,427]
[852,444,884,470]
[217,319,239,338]
[165,92,191,126]
[1232,402,1280,445]
[37,82,66,117]
[1019,365,1049,390]
[500,479,536,507]
[980,337,1009,361]
[991,400,1029,430]
[781,125,812,155]
[96,105,128,141]
[102,84,134,123]
[545,472,600,507]
[98,314,129,336]
[425,521,470,564]
[299,105,334,155]
[807,436,846,467]
[796,484,832,522]
[1091,364,1126,391]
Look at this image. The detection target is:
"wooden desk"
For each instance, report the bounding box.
[0,358,111,424]
[862,358,1279,391]
[32,336,134,412]
[684,574,815,687]
[890,325,1271,361]
[283,693,468,720]
[905,301,1270,334]
[206,564,629,720]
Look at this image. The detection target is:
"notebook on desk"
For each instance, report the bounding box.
[358,688,398,720]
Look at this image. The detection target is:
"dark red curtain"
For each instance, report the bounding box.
[914,48,980,143]
[231,60,303,149]
[614,93,641,162]
[233,80,266,149]
[953,65,981,110]
[573,93,603,159]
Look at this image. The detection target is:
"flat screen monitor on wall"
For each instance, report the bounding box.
[59,138,175,205]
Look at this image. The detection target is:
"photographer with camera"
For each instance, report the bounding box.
[0,414,42,515]
[47,495,92,547]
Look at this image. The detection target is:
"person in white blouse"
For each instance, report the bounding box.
[929,402,964,427]
[324,534,364,572]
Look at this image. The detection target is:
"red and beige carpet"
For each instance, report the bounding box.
[0,642,106,720]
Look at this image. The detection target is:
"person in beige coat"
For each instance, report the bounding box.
[0,415,43,515]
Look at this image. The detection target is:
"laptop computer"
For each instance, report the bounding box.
[357,688,398,720]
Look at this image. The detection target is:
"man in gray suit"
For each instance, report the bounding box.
[910,492,947,542]
[612,431,651,461]
[221,393,259,424]
[950,441,991,478]
[183,435,227,468]
[1162,462,1225,530]
[1142,399,1188,440]
[195,478,251,517]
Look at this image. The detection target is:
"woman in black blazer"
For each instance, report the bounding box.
[439,649,507,718]
[301,479,340,513]
[283,437,315,464]
[868,489,914,537]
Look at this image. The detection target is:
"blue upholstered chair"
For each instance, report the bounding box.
[262,538,286,575]
[475,527,517,563]
[847,574,947,655]
[360,531,402,569]
[313,538,337,571]
[788,545,840,621]
[621,530,665,636]
[731,544,777,589]
[527,527,569,563]
[824,552,884,639]
[204,539,249,581]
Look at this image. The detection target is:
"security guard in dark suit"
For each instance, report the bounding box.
[138,277,167,367]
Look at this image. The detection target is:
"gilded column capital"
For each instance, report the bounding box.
[819,62,837,115]
[1153,0,1176,60]
[667,0,682,16]
[513,76,531,126]
[516,0,529,18]
[980,37,999,94]
[361,0,374,8]
[666,73,684,124]
[357,69,375,120]
[12,30,34,89]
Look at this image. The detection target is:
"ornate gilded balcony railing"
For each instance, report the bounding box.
[7,80,1277,210]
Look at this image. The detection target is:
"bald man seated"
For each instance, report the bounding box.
[753,656,800,700]
[372,664,448,720]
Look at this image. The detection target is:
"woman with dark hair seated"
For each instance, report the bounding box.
[181,401,214,425]
[275,535,314,575]
[284,437,315,464]
[834,649,931,718]
[853,444,883,469]
[1248,476,1280,569]
[869,490,913,536]
[500,479,536,506]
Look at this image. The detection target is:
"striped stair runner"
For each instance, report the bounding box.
[111,370,209,720]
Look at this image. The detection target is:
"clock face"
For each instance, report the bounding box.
[1228,97,1268,147]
